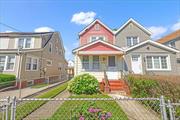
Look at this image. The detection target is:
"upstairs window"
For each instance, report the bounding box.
[26,57,38,71]
[18,38,32,49]
[95,24,100,31]
[168,41,176,48]
[90,36,105,42]
[127,36,139,47]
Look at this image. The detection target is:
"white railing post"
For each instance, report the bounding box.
[11,96,16,120]
[160,96,167,120]
[5,96,10,120]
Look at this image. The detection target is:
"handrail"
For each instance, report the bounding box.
[103,70,110,93]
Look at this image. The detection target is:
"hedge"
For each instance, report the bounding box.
[0,74,16,82]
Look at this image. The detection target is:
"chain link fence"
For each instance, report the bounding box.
[0,96,179,120]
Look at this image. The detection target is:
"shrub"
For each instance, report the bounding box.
[68,73,99,94]
[0,74,16,82]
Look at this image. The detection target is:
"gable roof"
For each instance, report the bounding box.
[157,29,180,43]
[78,19,114,35]
[115,18,152,35]
[72,40,124,53]
[125,40,179,53]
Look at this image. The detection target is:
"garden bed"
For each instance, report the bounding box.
[48,94,128,120]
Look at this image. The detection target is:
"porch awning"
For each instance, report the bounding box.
[78,51,123,55]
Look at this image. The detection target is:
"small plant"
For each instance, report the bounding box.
[72,102,112,120]
[68,73,99,94]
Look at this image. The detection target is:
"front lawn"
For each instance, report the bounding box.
[48,94,128,120]
[15,82,68,120]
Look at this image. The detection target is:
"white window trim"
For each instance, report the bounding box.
[15,37,34,49]
[127,36,139,47]
[89,35,106,42]
[0,55,16,71]
[145,55,171,71]
[46,59,53,66]
[25,56,39,71]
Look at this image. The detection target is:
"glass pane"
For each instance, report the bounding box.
[146,56,153,69]
[127,37,131,47]
[26,57,31,70]
[132,55,139,61]
[0,56,6,62]
[91,37,97,41]
[132,37,138,45]
[161,56,168,69]
[0,63,5,70]
[108,56,115,67]
[93,56,99,69]
[6,63,14,70]
[82,56,89,69]
[153,56,160,69]
[98,36,104,41]
[25,38,31,48]
[7,56,15,63]
[18,38,24,48]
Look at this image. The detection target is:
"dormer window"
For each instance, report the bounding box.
[95,24,100,31]
[168,41,176,48]
[127,36,139,47]
[18,38,32,49]
[90,36,105,42]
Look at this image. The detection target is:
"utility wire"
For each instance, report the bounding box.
[0,21,21,32]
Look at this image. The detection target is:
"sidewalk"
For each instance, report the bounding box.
[0,81,67,99]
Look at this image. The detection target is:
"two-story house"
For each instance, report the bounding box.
[73,18,179,82]
[0,32,67,88]
[157,29,180,74]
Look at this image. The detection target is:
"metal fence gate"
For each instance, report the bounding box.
[0,96,179,120]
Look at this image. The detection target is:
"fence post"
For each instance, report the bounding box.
[167,100,174,120]
[160,96,167,120]
[11,96,16,120]
[5,96,10,120]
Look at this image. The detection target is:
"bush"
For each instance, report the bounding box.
[0,74,16,82]
[68,73,99,94]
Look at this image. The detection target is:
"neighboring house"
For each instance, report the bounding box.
[73,18,179,82]
[0,32,67,88]
[157,29,180,74]
[67,60,74,80]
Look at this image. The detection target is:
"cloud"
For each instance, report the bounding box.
[171,21,180,31]
[148,26,168,39]
[5,30,13,33]
[71,11,96,25]
[34,27,55,32]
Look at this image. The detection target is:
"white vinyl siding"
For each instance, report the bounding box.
[26,57,38,71]
[146,55,170,70]
[0,55,15,71]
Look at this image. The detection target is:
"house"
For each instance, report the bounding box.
[67,60,74,80]
[0,32,67,88]
[73,18,179,83]
[157,29,180,74]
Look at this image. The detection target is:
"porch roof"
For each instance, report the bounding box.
[78,51,123,55]
[73,40,124,54]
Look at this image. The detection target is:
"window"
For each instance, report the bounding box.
[126,36,139,47]
[90,36,105,42]
[132,55,139,61]
[95,24,100,31]
[49,43,52,53]
[168,41,176,48]
[18,38,32,48]
[177,58,180,63]
[108,56,115,67]
[47,60,52,66]
[26,57,38,71]
[146,56,169,70]
[93,56,99,69]
[0,56,15,71]
[82,56,89,69]
[0,56,6,71]
[6,56,15,70]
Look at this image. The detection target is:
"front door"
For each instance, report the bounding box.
[107,56,118,79]
[131,55,143,74]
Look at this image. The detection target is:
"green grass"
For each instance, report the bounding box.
[0,74,16,88]
[15,82,68,120]
[31,83,48,88]
[48,94,128,120]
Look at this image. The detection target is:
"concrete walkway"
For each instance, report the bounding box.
[109,94,160,120]
[23,90,70,120]
[0,81,67,99]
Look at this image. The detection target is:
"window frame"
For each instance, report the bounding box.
[92,56,100,70]
[0,55,16,71]
[108,56,116,67]
[82,56,89,70]
[126,36,139,47]
[90,35,106,42]
[49,43,52,53]
[25,56,39,71]
[46,60,53,66]
[16,37,33,49]
[146,55,171,71]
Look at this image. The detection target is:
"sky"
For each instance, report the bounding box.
[0,0,180,60]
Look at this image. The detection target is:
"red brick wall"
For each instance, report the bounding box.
[34,78,45,85]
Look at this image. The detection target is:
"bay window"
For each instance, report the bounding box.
[146,56,170,70]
